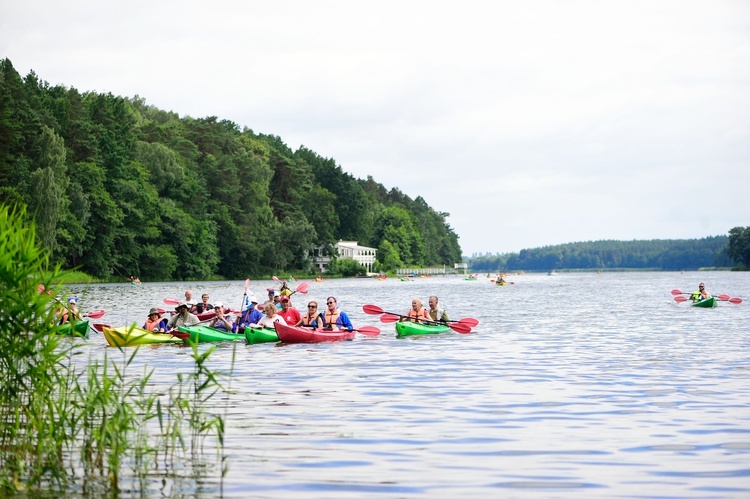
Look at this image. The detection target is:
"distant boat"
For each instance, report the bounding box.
[548,270,557,276]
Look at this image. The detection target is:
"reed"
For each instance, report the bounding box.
[0,204,231,495]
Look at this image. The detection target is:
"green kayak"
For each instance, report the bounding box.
[243,326,279,344]
[395,321,451,338]
[58,320,90,338]
[178,325,245,343]
[692,297,718,308]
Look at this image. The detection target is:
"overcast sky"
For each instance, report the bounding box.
[2,1,748,256]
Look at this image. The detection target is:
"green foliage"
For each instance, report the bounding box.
[0,205,230,493]
[328,257,366,277]
[727,226,750,267]
[468,236,732,272]
[0,58,463,280]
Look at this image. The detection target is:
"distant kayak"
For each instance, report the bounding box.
[103,326,182,347]
[395,322,451,337]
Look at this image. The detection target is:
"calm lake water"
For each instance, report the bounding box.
[70,271,750,498]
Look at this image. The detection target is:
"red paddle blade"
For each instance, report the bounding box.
[163,297,179,305]
[363,304,385,315]
[170,330,190,340]
[92,323,110,333]
[244,278,250,292]
[86,310,106,319]
[674,296,688,303]
[272,275,280,282]
[457,317,479,327]
[729,297,742,304]
[355,326,381,336]
[157,308,166,315]
[449,322,472,334]
[296,282,309,294]
[715,294,730,301]
[671,289,684,295]
[380,314,400,323]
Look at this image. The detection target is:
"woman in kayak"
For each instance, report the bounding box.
[143,307,167,332]
[401,298,430,323]
[254,302,287,328]
[209,302,236,332]
[296,301,326,328]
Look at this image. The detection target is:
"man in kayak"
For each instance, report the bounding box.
[323,296,353,331]
[209,302,236,332]
[278,295,301,325]
[237,293,263,331]
[167,301,200,329]
[690,283,711,301]
[427,295,449,323]
[194,293,213,314]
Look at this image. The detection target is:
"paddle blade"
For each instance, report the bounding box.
[163,297,179,305]
[158,308,166,315]
[449,322,473,334]
[272,275,280,282]
[674,296,688,303]
[715,294,730,301]
[92,323,110,333]
[363,304,385,315]
[380,314,400,323]
[296,282,309,294]
[86,309,106,319]
[355,326,381,336]
[457,317,479,327]
[729,297,742,304]
[671,289,684,295]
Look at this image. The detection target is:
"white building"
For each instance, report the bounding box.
[313,240,378,273]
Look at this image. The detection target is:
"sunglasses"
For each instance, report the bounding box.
[326,301,335,305]
[308,305,317,308]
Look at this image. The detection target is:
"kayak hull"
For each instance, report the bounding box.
[274,322,355,343]
[395,322,451,337]
[178,325,244,343]
[103,326,182,347]
[244,326,279,344]
[58,320,90,338]
[692,297,718,308]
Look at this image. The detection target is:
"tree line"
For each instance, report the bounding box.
[0,58,462,280]
[466,235,744,272]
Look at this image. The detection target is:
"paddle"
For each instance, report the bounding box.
[671,289,741,303]
[352,326,380,336]
[364,305,473,334]
[85,310,106,319]
[239,278,250,313]
[163,297,179,306]
[290,282,309,296]
[365,304,478,329]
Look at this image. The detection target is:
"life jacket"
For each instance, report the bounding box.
[406,308,430,323]
[144,317,166,331]
[301,313,322,328]
[324,308,342,329]
[429,308,446,322]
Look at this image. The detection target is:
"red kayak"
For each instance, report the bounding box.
[274,322,356,343]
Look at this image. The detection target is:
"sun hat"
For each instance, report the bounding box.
[148,307,160,316]
[176,300,189,310]
[213,301,224,309]
[68,297,78,303]
[247,292,258,303]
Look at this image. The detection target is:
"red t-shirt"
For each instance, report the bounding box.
[279,306,301,325]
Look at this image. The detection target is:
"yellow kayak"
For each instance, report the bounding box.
[102,326,183,347]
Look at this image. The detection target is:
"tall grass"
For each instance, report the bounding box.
[0,204,231,495]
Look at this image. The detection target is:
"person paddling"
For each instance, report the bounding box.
[167,301,200,329]
[143,307,167,332]
[253,302,287,328]
[237,293,263,331]
[323,296,353,331]
[296,301,325,328]
[209,302,235,332]
[427,295,449,323]
[400,298,430,323]
[278,295,301,325]
[58,297,81,325]
[690,283,711,302]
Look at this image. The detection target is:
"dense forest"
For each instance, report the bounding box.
[0,58,462,280]
[467,236,735,272]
